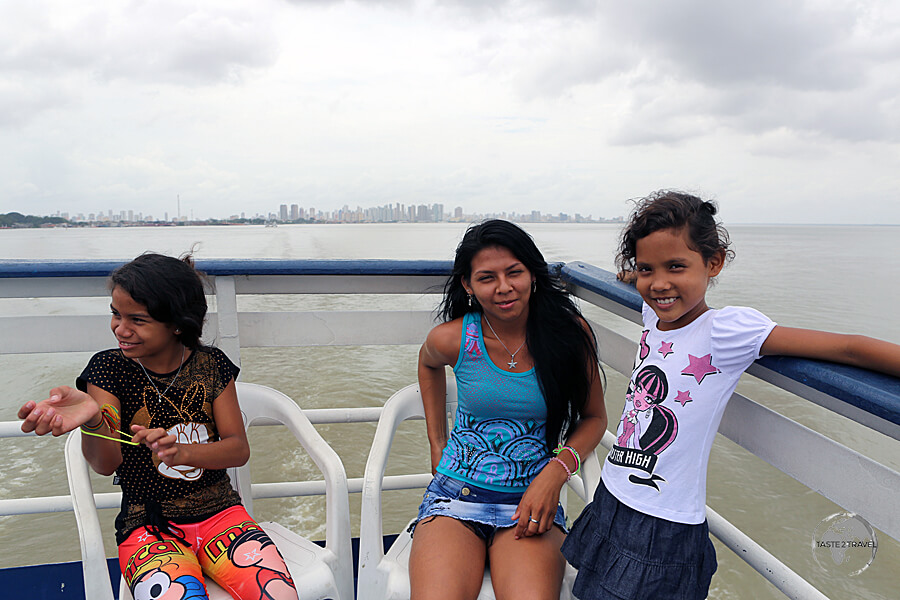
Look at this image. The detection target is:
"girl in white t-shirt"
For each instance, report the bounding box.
[562,190,900,600]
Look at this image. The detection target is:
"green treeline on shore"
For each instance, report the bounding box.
[1,212,69,228]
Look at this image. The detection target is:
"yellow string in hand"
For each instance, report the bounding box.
[80,429,139,445]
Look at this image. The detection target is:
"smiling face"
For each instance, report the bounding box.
[634,228,724,331]
[463,245,534,324]
[110,286,181,371]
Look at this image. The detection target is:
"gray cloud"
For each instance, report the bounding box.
[0,3,279,86]
[0,80,79,129]
[445,0,900,145]
[601,0,864,91]
[637,3,899,144]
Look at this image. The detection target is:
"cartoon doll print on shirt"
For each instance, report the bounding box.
[610,364,679,490]
[616,365,677,455]
[609,329,699,491]
[609,328,724,491]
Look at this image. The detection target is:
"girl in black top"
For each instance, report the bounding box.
[20,253,298,600]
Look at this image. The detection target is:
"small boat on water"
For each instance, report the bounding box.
[0,259,898,599]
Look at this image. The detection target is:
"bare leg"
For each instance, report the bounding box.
[409,516,487,600]
[487,527,566,600]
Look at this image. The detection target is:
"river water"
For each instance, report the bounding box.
[1,223,898,599]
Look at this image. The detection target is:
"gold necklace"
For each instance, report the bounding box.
[137,345,185,403]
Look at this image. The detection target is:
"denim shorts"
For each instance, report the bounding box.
[411,473,568,543]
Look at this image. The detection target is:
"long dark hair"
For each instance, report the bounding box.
[108,253,207,349]
[439,219,599,450]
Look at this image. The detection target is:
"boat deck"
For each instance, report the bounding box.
[1,259,898,599]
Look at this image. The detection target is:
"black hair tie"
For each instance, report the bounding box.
[144,499,189,548]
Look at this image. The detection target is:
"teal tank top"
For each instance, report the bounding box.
[435,312,550,492]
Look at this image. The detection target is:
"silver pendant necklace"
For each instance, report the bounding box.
[482,314,526,370]
[137,345,185,403]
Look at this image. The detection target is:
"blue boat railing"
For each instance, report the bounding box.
[2,259,899,600]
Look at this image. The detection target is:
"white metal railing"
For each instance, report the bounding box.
[2,260,899,600]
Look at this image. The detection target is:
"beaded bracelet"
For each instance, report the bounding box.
[550,456,572,481]
[80,404,135,445]
[80,404,118,431]
[80,415,104,432]
[554,444,581,475]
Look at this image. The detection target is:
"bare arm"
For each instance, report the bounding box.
[417,320,462,473]
[130,379,250,470]
[761,326,900,378]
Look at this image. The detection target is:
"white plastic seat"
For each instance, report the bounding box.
[358,381,603,600]
[65,381,354,600]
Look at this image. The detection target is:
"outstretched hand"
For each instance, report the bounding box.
[19,386,101,437]
[130,425,187,466]
[511,460,568,539]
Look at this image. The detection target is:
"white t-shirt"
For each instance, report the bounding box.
[602,304,776,524]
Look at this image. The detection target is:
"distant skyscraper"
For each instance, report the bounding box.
[280,204,288,221]
[291,204,299,220]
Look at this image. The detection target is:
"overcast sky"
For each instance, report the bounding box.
[1,0,899,223]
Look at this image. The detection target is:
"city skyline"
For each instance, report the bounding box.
[33,200,622,226]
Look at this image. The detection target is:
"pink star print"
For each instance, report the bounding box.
[681,353,719,384]
[675,390,692,407]
[658,341,674,358]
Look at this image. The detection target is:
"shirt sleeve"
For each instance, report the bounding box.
[75,351,121,396]
[711,307,777,372]
[641,302,656,327]
[211,347,240,388]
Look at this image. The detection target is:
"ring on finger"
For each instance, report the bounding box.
[528,516,540,524]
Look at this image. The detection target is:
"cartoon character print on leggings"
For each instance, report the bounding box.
[225,529,297,600]
[129,553,207,600]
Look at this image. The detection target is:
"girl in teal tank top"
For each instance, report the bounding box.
[410,220,608,600]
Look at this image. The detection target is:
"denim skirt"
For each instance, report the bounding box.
[561,479,717,600]
[412,473,567,542]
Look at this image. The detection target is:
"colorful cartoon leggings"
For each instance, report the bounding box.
[118,505,298,600]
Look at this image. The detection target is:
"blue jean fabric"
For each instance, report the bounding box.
[561,479,717,600]
[412,473,567,542]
